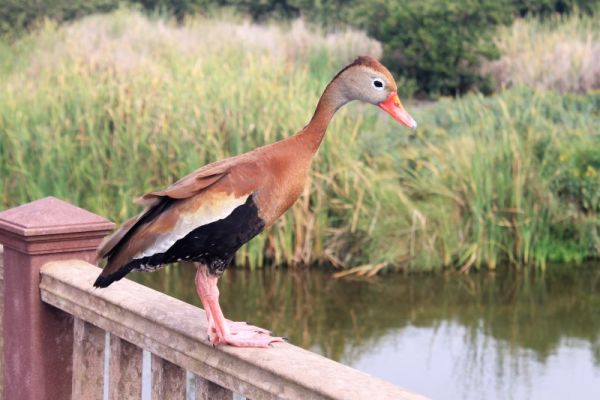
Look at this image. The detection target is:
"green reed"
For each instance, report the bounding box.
[1,10,598,272]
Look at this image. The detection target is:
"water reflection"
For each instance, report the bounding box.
[130,265,600,399]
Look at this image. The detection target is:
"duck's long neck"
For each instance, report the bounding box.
[297,81,349,153]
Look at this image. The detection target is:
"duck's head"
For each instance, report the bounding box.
[332,56,417,129]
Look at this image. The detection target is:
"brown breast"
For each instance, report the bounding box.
[250,136,313,226]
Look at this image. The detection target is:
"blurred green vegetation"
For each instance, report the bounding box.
[0,0,121,37]
[348,0,509,97]
[483,13,600,93]
[510,0,600,16]
[1,0,598,96]
[0,11,598,272]
[401,90,600,270]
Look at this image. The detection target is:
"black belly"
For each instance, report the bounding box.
[133,194,265,275]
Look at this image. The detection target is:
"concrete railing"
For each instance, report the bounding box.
[0,197,428,400]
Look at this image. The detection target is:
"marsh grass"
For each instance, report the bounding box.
[0,10,598,272]
[402,90,600,270]
[482,12,600,93]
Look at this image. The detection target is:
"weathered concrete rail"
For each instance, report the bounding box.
[0,197,428,400]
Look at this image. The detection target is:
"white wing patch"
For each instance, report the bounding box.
[133,193,249,260]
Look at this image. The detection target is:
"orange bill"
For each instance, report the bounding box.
[378,93,417,129]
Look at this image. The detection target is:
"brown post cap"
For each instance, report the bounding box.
[0,196,114,255]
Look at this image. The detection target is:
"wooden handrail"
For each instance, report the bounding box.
[40,260,427,400]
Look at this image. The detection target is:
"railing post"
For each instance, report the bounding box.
[0,197,113,400]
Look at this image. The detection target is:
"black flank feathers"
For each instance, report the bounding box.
[94,194,265,288]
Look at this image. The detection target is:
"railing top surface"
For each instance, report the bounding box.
[0,197,113,237]
[39,260,428,400]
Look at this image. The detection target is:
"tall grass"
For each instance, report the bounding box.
[482,12,600,93]
[0,10,598,272]
[396,90,600,271]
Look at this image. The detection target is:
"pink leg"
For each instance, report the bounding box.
[194,284,215,340]
[194,264,283,348]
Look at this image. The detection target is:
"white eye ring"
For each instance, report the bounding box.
[372,78,385,90]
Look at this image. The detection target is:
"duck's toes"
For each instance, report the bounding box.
[223,330,284,348]
[207,322,283,348]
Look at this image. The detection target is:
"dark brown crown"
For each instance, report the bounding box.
[332,56,387,82]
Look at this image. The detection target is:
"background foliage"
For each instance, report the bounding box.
[348,0,509,97]
[2,0,598,96]
[1,10,598,271]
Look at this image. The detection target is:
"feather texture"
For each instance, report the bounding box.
[95,56,400,284]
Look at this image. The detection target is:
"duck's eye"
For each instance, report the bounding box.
[372,79,384,89]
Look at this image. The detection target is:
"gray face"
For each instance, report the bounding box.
[339,66,393,105]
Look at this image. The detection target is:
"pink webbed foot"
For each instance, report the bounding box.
[206,317,282,347]
[228,321,271,335]
[213,331,284,348]
[208,319,271,336]
[195,264,283,348]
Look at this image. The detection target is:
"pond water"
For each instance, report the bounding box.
[130,265,600,400]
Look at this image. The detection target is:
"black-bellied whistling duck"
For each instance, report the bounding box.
[94,56,416,347]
